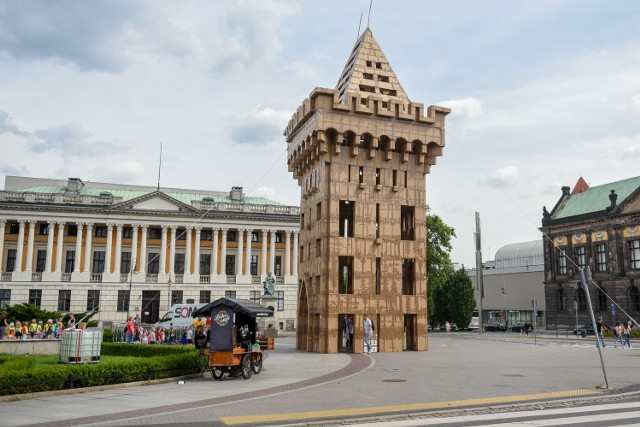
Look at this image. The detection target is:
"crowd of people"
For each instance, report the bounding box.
[0,310,77,340]
[123,314,209,346]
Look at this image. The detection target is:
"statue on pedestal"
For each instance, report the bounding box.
[263,272,276,296]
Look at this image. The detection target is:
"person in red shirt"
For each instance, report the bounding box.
[125,316,136,343]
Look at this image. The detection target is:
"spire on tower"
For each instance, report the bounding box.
[335,28,410,104]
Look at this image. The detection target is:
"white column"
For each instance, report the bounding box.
[245,229,253,277]
[74,223,83,273]
[131,225,139,270]
[285,231,291,277]
[44,221,55,272]
[114,224,123,274]
[220,229,228,277]
[104,224,114,274]
[0,220,5,273]
[292,232,299,277]
[269,230,276,275]
[194,227,201,276]
[169,225,177,276]
[54,222,65,273]
[15,220,26,272]
[185,227,192,275]
[261,229,268,277]
[212,228,219,277]
[236,229,244,276]
[83,223,93,273]
[25,220,36,272]
[139,226,147,275]
[160,225,168,274]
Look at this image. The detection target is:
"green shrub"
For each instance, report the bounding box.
[0,344,198,396]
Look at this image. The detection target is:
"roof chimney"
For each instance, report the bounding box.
[606,190,618,212]
[561,186,570,196]
[67,178,84,192]
[230,186,244,201]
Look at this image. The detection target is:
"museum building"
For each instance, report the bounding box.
[0,176,300,329]
[541,176,640,328]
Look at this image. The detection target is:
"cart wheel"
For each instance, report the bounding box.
[241,354,253,379]
[212,367,224,380]
[252,353,262,374]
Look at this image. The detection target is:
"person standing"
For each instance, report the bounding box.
[125,316,135,343]
[347,316,354,349]
[623,321,632,348]
[596,316,607,348]
[67,313,76,329]
[364,315,373,354]
[613,322,624,348]
[0,310,8,340]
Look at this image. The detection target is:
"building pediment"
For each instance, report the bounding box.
[109,191,198,213]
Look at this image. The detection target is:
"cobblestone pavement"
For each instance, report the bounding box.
[1,333,638,427]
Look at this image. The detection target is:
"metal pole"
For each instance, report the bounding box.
[126,258,137,320]
[580,267,609,389]
[475,212,484,333]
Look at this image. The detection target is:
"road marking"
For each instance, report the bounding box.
[343,400,640,426]
[220,389,598,425]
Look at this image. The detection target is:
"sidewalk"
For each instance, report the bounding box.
[1,334,638,426]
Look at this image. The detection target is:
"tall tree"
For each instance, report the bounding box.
[447,268,476,328]
[426,208,456,328]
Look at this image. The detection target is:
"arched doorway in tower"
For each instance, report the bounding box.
[297,280,310,351]
[338,313,354,352]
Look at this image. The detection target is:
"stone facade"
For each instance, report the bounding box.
[285,29,449,353]
[0,176,300,328]
[541,177,640,329]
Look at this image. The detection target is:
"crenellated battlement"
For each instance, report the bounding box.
[285,87,449,142]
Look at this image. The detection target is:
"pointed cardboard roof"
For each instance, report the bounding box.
[571,176,589,194]
[335,28,410,104]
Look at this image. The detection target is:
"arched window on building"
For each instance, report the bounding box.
[557,288,566,312]
[596,286,608,312]
[576,289,587,312]
[629,286,640,312]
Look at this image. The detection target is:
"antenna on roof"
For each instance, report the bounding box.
[357,12,363,39]
[367,0,373,28]
[157,141,163,191]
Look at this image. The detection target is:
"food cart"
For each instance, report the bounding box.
[191,298,273,380]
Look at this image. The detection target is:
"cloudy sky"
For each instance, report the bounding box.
[1,1,639,267]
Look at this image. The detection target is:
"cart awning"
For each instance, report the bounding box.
[191,298,273,318]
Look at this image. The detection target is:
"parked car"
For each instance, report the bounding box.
[485,322,507,332]
[510,322,526,332]
[573,324,595,337]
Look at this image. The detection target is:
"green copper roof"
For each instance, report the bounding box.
[12,185,283,206]
[552,176,640,219]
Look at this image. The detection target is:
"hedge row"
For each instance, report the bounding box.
[0,343,198,396]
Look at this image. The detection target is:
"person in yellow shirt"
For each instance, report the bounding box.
[29,319,38,339]
[192,315,205,330]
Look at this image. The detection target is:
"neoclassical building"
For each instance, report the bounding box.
[286,28,449,353]
[0,176,299,328]
[541,176,640,328]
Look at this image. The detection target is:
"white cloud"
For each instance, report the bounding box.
[253,186,277,200]
[438,97,483,119]
[229,105,292,145]
[283,60,322,81]
[479,166,520,189]
[629,94,640,117]
[92,162,145,183]
[210,0,302,74]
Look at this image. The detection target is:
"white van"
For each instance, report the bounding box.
[155,304,206,328]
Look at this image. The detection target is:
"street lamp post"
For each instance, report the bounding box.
[167,277,173,311]
[501,287,508,327]
[126,258,137,320]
